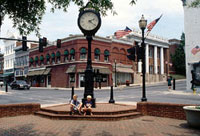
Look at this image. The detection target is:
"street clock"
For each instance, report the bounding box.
[78,9,101,36]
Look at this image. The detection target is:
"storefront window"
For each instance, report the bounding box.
[70,74,75,82]
[46,54,50,64]
[51,53,55,64]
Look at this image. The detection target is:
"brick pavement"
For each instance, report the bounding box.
[43,103,136,112]
[0,115,199,136]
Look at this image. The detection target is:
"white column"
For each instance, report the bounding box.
[138,61,142,73]
[154,46,158,74]
[160,47,164,74]
[145,44,149,73]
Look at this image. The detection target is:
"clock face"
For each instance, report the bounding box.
[79,12,99,31]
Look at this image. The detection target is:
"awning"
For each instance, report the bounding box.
[70,49,75,55]
[95,48,100,55]
[64,50,69,56]
[51,53,55,58]
[27,68,51,76]
[43,68,51,75]
[56,52,61,57]
[40,56,44,61]
[115,68,134,73]
[104,50,110,56]
[66,65,76,73]
[80,48,87,54]
[34,56,39,61]
[77,66,111,74]
[3,73,14,77]
[30,58,34,63]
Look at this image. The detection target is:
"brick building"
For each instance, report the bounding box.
[28,32,169,88]
[0,53,4,82]
[168,39,181,74]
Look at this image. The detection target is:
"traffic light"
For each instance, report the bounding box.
[57,39,61,48]
[22,36,27,51]
[136,45,143,61]
[43,37,47,46]
[39,38,43,52]
[127,47,136,61]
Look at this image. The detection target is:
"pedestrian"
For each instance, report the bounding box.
[83,95,93,116]
[167,76,172,91]
[69,94,82,115]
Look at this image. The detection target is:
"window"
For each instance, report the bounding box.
[104,50,109,62]
[94,48,100,61]
[69,74,75,82]
[149,65,154,74]
[40,55,44,65]
[51,53,55,64]
[64,50,69,62]
[56,51,61,63]
[157,66,160,74]
[46,54,50,64]
[80,48,87,60]
[149,47,153,58]
[34,56,39,66]
[70,49,75,61]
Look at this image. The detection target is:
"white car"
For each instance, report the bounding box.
[0,81,4,87]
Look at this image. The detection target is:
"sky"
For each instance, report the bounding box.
[0,0,184,43]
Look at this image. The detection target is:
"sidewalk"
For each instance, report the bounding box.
[32,79,186,91]
[0,114,199,136]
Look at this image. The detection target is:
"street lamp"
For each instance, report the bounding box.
[114,59,117,87]
[139,15,147,102]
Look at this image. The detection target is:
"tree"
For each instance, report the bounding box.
[0,0,136,36]
[191,0,200,7]
[171,33,186,75]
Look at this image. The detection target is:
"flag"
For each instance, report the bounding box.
[191,46,200,55]
[147,14,162,33]
[115,26,132,39]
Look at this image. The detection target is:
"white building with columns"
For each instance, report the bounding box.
[121,28,169,83]
[182,0,200,91]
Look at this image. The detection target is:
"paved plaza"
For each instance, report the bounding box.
[0,115,199,136]
[0,80,200,107]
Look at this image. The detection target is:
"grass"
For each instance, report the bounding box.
[170,74,186,80]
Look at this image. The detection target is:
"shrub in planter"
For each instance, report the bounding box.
[126,80,130,86]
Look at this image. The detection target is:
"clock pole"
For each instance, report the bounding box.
[83,35,96,107]
[78,2,101,108]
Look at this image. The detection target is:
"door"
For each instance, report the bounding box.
[79,74,85,88]
[47,75,51,88]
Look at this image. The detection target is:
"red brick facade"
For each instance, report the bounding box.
[0,103,40,118]
[28,35,169,88]
[137,102,196,120]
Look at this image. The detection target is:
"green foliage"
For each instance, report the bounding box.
[196,106,200,109]
[171,33,186,75]
[190,0,200,8]
[0,0,136,36]
[0,0,46,36]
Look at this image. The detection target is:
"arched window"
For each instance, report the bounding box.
[46,54,50,64]
[94,48,100,61]
[40,55,44,65]
[64,50,69,62]
[29,57,34,67]
[56,51,61,63]
[34,56,39,66]
[70,48,75,61]
[80,47,87,60]
[51,53,55,64]
[104,50,110,62]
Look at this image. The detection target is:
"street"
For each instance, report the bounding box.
[0,80,199,106]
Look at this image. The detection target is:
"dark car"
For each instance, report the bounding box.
[10,80,31,90]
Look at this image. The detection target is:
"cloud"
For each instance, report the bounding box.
[0,0,184,43]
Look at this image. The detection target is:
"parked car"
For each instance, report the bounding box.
[10,80,30,90]
[0,81,3,87]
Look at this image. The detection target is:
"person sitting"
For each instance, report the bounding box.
[69,94,82,115]
[83,95,93,116]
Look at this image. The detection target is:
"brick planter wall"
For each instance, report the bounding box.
[0,103,40,118]
[137,102,196,120]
